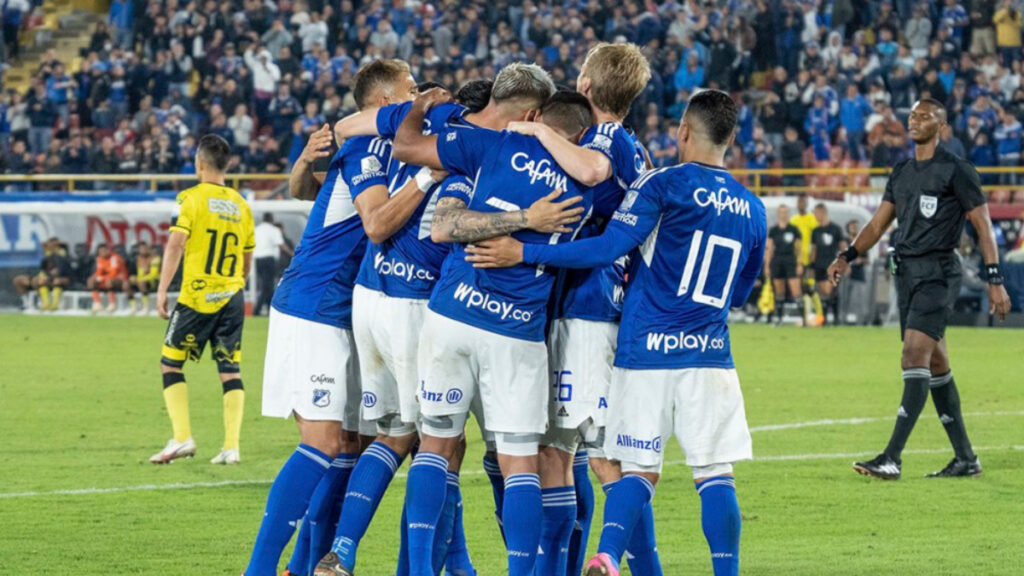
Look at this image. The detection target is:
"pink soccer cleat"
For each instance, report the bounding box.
[584,553,619,576]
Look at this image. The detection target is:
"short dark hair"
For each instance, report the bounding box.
[456,79,493,113]
[417,81,447,93]
[814,202,827,211]
[197,134,231,172]
[352,59,411,110]
[540,90,594,139]
[918,97,947,114]
[685,89,738,147]
[262,213,275,223]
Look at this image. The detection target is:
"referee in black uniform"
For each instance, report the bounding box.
[828,98,1011,480]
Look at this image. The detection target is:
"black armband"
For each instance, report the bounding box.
[985,264,1004,285]
[838,246,860,262]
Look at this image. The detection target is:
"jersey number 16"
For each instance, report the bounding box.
[204,229,239,277]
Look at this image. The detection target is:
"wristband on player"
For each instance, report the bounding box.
[414,167,437,192]
[985,263,1004,285]
[838,246,859,262]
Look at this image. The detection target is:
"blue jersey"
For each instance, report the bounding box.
[353,101,468,299]
[555,122,646,323]
[431,126,594,342]
[271,136,387,328]
[522,162,766,369]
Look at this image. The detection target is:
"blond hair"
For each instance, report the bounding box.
[580,43,651,118]
[352,59,411,110]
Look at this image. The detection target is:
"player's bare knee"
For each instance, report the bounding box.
[625,470,660,487]
[377,431,417,457]
[539,445,574,487]
[297,418,343,457]
[692,462,734,482]
[339,428,362,454]
[589,456,621,485]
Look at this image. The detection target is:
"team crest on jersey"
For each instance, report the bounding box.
[784,232,794,243]
[312,389,331,408]
[822,233,833,246]
[360,155,382,174]
[920,195,937,218]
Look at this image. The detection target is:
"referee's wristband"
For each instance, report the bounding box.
[838,246,859,262]
[985,264,1004,285]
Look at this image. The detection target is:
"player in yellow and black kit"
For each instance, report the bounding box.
[129,241,161,314]
[150,134,256,465]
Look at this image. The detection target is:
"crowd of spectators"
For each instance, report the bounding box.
[2,0,1024,200]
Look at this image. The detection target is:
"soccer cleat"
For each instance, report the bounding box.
[149,437,197,464]
[926,456,982,478]
[313,552,353,576]
[91,302,102,314]
[584,553,620,576]
[210,448,240,465]
[105,302,117,314]
[853,453,901,480]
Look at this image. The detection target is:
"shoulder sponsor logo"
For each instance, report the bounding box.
[360,155,382,174]
[615,434,662,453]
[312,389,331,408]
[373,252,436,283]
[510,152,568,190]
[590,133,612,152]
[612,211,638,226]
[452,282,533,322]
[920,195,937,218]
[645,330,725,354]
[693,187,751,218]
[446,181,473,197]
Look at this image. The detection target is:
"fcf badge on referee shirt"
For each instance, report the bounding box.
[919,195,938,218]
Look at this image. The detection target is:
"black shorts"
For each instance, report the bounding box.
[813,267,830,282]
[161,290,245,372]
[770,256,798,279]
[896,254,961,341]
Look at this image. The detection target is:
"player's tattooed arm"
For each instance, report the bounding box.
[290,124,332,201]
[431,191,584,243]
[506,121,612,186]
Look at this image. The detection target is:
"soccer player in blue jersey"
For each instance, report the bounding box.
[376,88,595,576]
[465,89,767,576]
[245,59,428,576]
[502,43,662,576]
[314,65,581,576]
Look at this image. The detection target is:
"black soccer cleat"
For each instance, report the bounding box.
[926,456,982,478]
[853,453,902,480]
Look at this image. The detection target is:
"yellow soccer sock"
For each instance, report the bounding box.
[141,294,150,309]
[38,286,50,309]
[162,373,192,442]
[812,291,823,318]
[221,379,244,451]
[51,287,63,310]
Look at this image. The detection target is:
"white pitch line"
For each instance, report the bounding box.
[749,410,1024,433]
[3,412,1023,500]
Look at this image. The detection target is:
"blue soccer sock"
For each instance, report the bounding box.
[395,503,409,576]
[567,450,593,576]
[287,518,312,576]
[404,452,450,576]
[596,475,655,564]
[330,442,402,571]
[301,454,358,574]
[537,485,577,576]
[445,473,476,575]
[502,473,543,576]
[431,472,461,574]
[697,476,741,576]
[245,444,331,576]
[625,503,663,576]
[482,452,506,543]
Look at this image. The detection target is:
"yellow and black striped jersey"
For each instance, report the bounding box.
[791,212,818,266]
[169,182,255,314]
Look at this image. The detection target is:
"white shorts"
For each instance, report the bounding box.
[352,285,426,427]
[604,367,752,473]
[262,308,372,435]
[547,318,617,430]
[417,310,549,435]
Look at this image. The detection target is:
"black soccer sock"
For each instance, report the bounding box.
[883,367,932,461]
[929,372,976,461]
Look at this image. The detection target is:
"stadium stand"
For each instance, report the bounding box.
[1,0,1024,202]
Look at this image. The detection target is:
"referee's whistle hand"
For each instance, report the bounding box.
[988,285,1011,321]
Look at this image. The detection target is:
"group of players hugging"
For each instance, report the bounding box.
[150,43,768,576]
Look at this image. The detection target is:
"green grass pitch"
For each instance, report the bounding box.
[1,316,1022,575]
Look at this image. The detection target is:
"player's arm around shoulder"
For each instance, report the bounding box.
[506,121,612,186]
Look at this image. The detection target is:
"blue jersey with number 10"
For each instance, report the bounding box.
[613,163,766,369]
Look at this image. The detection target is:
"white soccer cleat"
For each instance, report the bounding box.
[91,302,102,314]
[105,302,117,314]
[149,437,197,464]
[210,448,240,465]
